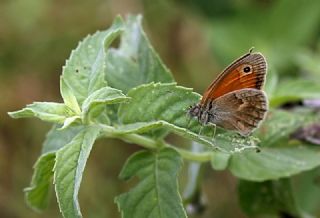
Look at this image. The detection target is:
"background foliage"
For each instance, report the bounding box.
[2,0,320,217]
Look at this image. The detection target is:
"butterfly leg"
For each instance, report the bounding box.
[186,115,193,130]
[206,123,217,142]
[198,126,204,136]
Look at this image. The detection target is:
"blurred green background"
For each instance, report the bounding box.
[1,0,320,217]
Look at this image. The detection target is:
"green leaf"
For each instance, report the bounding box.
[270,79,320,107]
[54,126,100,218]
[238,179,302,217]
[116,147,187,218]
[24,152,56,211]
[24,125,85,211]
[118,83,215,144]
[8,102,73,124]
[62,16,123,105]
[118,83,202,132]
[229,146,320,181]
[81,86,129,122]
[105,15,174,93]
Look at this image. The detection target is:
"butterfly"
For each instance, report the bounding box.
[188,49,268,136]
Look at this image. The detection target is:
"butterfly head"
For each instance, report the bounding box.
[187,103,210,125]
[187,104,201,118]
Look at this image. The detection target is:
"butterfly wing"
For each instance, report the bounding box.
[209,88,268,136]
[201,51,267,105]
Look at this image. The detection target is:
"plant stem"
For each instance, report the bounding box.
[99,124,211,162]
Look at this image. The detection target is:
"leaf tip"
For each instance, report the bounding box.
[7,108,34,119]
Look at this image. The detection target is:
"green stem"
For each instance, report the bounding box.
[99,124,211,162]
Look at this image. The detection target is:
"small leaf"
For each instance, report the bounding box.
[54,126,100,218]
[81,86,129,122]
[116,147,187,218]
[24,152,56,211]
[8,102,73,124]
[105,15,174,93]
[62,16,124,105]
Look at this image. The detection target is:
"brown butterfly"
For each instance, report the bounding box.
[188,49,268,136]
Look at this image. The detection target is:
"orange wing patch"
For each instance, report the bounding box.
[200,52,267,105]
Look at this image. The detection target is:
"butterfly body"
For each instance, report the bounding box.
[188,50,268,136]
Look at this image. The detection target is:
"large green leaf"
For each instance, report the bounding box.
[118,83,204,134]
[54,126,100,218]
[8,102,74,124]
[116,148,187,218]
[105,15,174,93]
[61,17,123,106]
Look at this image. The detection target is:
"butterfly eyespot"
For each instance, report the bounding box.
[243,66,251,73]
[241,64,253,74]
[243,67,250,72]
